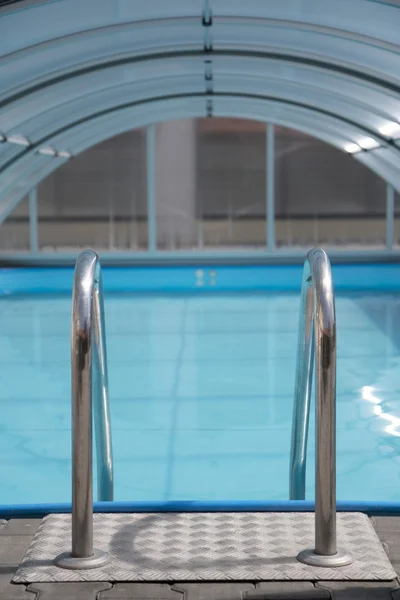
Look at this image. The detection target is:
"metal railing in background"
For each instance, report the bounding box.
[56,249,113,569]
[290,248,352,567]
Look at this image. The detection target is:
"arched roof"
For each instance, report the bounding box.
[0,0,399,223]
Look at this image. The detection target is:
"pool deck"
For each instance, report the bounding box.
[1,516,400,599]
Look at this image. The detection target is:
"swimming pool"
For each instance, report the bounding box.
[1,264,400,506]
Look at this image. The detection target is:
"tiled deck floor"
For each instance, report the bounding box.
[1,516,400,599]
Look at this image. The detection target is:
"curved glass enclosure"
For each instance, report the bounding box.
[0,0,399,261]
[0,118,397,258]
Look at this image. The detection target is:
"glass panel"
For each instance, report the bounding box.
[155,118,266,250]
[0,195,30,252]
[275,126,386,249]
[38,129,147,251]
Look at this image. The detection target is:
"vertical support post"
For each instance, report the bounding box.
[294,249,352,568]
[386,183,394,251]
[314,278,336,558]
[108,194,115,251]
[55,250,112,570]
[29,188,38,253]
[107,147,115,250]
[203,0,211,21]
[147,124,157,253]
[267,123,275,251]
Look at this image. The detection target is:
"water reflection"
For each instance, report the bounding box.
[362,385,400,437]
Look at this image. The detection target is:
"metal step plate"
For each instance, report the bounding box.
[13,512,395,582]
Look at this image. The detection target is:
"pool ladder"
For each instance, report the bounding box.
[289,248,351,566]
[58,247,352,569]
[56,249,113,569]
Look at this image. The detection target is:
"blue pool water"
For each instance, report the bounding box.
[1,266,400,505]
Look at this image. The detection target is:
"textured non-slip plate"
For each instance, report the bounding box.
[13,512,396,582]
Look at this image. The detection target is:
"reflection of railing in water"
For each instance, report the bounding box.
[290,248,352,567]
[56,249,113,570]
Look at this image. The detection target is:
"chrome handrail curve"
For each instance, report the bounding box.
[56,249,113,569]
[290,248,352,567]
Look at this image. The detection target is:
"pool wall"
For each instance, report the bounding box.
[2,263,400,295]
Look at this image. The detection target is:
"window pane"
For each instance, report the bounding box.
[0,196,29,252]
[38,129,147,251]
[275,127,386,249]
[155,118,266,250]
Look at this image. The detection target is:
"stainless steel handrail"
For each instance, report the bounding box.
[56,249,113,569]
[290,248,352,567]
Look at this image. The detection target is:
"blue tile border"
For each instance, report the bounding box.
[1,263,400,296]
[2,500,400,518]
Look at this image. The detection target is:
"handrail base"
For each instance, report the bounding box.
[55,548,109,570]
[297,548,353,568]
